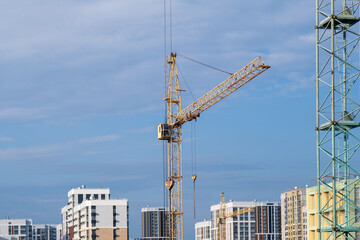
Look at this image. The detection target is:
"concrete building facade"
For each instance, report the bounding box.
[33,224,58,240]
[0,237,17,240]
[195,220,211,240]
[141,207,168,240]
[306,181,360,240]
[280,187,307,240]
[0,219,33,240]
[0,219,59,240]
[201,200,281,240]
[141,206,169,240]
[61,186,129,240]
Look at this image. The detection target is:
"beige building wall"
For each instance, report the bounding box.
[281,187,308,240]
[81,227,127,240]
[307,180,360,240]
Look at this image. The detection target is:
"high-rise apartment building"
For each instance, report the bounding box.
[141,207,168,240]
[0,219,59,240]
[195,220,211,240]
[306,181,360,240]
[198,200,281,240]
[56,225,61,240]
[0,219,33,240]
[33,224,58,240]
[281,187,307,240]
[61,186,129,240]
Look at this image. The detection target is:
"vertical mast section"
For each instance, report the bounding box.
[165,52,183,240]
[316,0,360,240]
[218,193,226,240]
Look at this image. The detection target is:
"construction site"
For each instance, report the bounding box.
[1,0,360,240]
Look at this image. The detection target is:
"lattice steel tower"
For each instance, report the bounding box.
[316,0,360,240]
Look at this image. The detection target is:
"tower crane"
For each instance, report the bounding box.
[217,193,254,240]
[158,53,270,240]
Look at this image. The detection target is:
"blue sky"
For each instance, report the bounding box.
[0,0,318,239]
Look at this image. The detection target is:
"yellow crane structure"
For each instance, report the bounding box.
[217,193,254,240]
[158,53,270,240]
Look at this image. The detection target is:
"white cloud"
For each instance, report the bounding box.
[0,134,121,161]
[0,0,162,59]
[127,126,154,134]
[0,107,54,121]
[0,0,315,123]
[76,135,121,144]
[299,33,315,44]
[0,136,14,142]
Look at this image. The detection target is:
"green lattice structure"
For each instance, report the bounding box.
[316,0,360,240]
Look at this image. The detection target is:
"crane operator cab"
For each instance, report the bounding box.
[158,124,171,140]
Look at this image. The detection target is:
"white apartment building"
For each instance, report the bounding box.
[195,220,211,240]
[0,219,59,240]
[61,186,129,240]
[56,225,61,240]
[0,237,17,240]
[33,224,58,240]
[0,219,33,240]
[198,200,281,240]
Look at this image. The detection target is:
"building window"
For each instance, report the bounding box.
[78,194,84,204]
[14,226,18,235]
[113,205,117,227]
[113,229,117,240]
[101,194,105,200]
[94,194,98,200]
[91,229,97,240]
[20,226,26,235]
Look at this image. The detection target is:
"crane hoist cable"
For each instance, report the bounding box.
[191,120,197,218]
[177,62,198,218]
[178,56,234,218]
[162,0,169,236]
[170,0,173,52]
[178,53,233,75]
[177,64,196,101]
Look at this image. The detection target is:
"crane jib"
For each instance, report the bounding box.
[174,57,270,127]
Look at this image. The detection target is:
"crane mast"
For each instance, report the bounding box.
[217,193,254,240]
[164,52,183,240]
[158,53,270,240]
